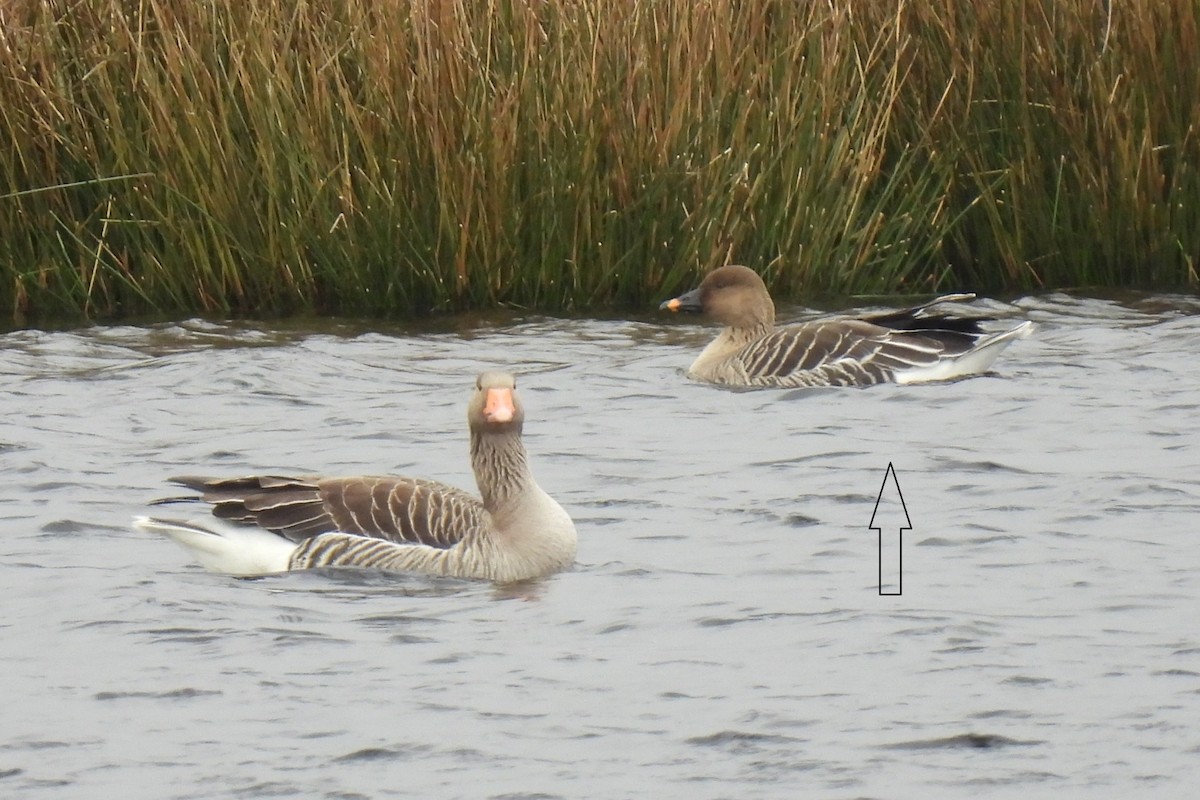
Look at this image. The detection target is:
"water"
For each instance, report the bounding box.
[2,293,1198,798]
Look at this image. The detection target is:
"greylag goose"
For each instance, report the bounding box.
[660,265,1032,388]
[134,372,577,582]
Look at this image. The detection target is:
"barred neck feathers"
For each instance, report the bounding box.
[470,427,530,511]
[466,371,531,511]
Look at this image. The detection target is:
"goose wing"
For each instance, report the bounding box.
[856,293,985,334]
[162,474,488,550]
[737,320,953,387]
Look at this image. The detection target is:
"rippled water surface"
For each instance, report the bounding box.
[3,293,1199,798]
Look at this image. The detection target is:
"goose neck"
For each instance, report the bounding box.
[470,430,530,510]
[726,320,773,345]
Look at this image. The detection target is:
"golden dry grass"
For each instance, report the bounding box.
[1,0,1196,323]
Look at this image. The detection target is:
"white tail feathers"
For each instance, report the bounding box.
[134,516,295,577]
[894,321,1034,385]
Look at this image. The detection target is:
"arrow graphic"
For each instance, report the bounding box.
[870,462,910,596]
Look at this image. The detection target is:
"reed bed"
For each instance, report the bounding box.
[1,0,1197,323]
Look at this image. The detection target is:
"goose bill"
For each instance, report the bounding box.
[659,288,703,313]
[483,387,516,423]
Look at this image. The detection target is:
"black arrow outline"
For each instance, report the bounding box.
[870,462,910,596]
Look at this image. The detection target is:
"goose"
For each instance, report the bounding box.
[134,371,577,582]
[659,265,1032,388]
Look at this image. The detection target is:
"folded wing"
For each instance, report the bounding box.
[738,321,956,387]
[162,474,488,550]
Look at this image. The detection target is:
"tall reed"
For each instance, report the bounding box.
[1,0,1196,324]
[892,1,1200,289]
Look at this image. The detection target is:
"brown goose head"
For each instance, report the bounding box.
[659,265,776,329]
[468,371,524,436]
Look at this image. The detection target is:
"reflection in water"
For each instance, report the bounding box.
[1,293,1199,797]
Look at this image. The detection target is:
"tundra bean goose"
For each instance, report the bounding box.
[135,372,576,582]
[660,265,1032,388]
